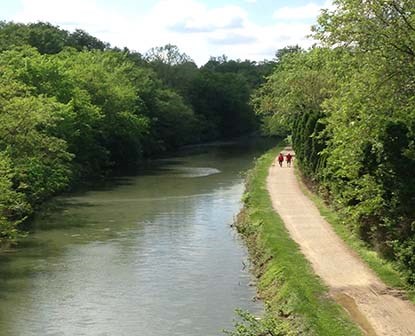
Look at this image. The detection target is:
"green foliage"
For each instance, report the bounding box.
[66,29,109,51]
[395,238,415,285]
[0,151,30,243]
[252,47,334,139]
[0,21,108,54]
[145,46,274,141]
[204,56,275,89]
[234,149,362,335]
[58,49,150,167]
[0,93,73,203]
[145,44,199,100]
[145,44,193,66]
[0,22,269,243]
[223,310,294,336]
[190,69,256,139]
[254,0,415,284]
[297,170,415,301]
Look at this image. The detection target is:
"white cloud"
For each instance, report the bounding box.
[15,0,124,29]
[273,3,322,20]
[208,33,257,46]
[147,1,248,33]
[273,1,334,21]
[12,0,323,65]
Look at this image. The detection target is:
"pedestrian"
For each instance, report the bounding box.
[286,153,292,168]
[277,153,284,167]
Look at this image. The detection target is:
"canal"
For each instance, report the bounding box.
[0,139,272,336]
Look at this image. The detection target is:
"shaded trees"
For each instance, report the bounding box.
[254,0,415,283]
[0,21,109,54]
[190,70,254,139]
[0,22,270,243]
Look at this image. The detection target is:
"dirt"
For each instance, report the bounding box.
[267,149,415,336]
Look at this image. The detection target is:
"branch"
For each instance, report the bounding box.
[391,1,415,33]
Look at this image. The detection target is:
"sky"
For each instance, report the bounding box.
[1,0,333,65]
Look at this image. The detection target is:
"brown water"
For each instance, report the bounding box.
[0,140,271,336]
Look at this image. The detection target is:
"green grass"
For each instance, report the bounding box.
[237,147,362,335]
[295,170,415,303]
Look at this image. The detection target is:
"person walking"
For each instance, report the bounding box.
[277,153,284,167]
[286,153,292,168]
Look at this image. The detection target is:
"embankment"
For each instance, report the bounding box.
[235,148,362,335]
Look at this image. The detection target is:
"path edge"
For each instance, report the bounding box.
[234,147,363,336]
[293,167,415,304]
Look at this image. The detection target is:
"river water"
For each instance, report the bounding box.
[0,140,272,336]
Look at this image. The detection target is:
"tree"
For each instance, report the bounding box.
[274,45,303,62]
[309,0,415,281]
[67,29,109,51]
[145,44,193,65]
[0,21,110,54]
[190,70,255,139]
[144,44,198,100]
[0,21,68,54]
[0,22,269,244]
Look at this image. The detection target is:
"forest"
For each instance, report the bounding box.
[2,0,414,289]
[0,21,274,244]
[253,0,415,285]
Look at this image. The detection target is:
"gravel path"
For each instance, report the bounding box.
[267,149,415,336]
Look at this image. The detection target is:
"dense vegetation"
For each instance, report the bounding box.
[230,149,361,336]
[0,21,274,244]
[254,0,415,284]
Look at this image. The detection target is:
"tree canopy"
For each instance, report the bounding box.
[254,0,415,284]
[0,21,275,244]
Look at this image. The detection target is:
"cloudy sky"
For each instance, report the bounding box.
[1,0,332,65]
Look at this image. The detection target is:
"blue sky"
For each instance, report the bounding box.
[1,0,332,65]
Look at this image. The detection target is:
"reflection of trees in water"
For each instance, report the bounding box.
[0,141,272,335]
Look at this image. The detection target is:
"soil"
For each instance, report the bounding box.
[267,149,415,336]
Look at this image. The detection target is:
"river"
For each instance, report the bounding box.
[0,139,272,336]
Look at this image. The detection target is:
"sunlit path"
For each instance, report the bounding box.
[267,149,415,336]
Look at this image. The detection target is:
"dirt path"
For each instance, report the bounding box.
[267,149,415,336]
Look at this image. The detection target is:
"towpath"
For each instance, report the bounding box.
[267,149,415,336]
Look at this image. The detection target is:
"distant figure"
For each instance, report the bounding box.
[277,153,284,167]
[286,153,292,167]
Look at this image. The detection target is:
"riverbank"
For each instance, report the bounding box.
[235,148,361,335]
[0,142,266,335]
[1,136,276,249]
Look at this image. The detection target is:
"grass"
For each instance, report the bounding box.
[295,170,415,303]
[236,147,362,335]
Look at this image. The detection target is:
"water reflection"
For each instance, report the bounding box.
[0,138,274,336]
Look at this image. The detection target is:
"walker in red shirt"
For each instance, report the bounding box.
[277,153,284,167]
[286,153,292,167]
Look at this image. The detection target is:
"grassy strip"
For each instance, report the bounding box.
[295,170,415,303]
[236,148,362,335]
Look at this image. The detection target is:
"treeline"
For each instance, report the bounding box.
[254,0,415,284]
[0,21,274,244]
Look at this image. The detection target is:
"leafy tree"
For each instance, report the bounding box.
[203,56,275,89]
[274,45,303,62]
[0,21,109,54]
[0,21,68,54]
[190,70,255,139]
[67,29,109,51]
[58,49,150,167]
[145,44,193,65]
[0,151,29,243]
[252,47,334,166]
[255,0,415,283]
[0,94,73,205]
[145,44,198,100]
[0,22,269,243]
